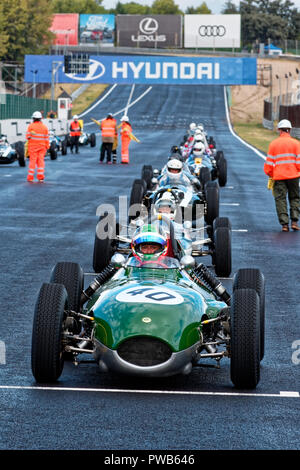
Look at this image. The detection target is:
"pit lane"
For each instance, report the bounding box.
[0,84,299,450]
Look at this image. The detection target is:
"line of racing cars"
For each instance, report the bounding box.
[31,122,266,390]
[0,128,96,166]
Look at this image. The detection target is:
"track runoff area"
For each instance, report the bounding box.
[1,59,300,450]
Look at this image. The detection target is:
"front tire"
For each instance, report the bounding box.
[205,181,219,226]
[31,283,68,383]
[230,288,261,389]
[50,262,84,313]
[213,226,232,277]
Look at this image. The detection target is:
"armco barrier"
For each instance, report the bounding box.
[0,118,70,144]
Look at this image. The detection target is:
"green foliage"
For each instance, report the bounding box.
[240,0,300,44]
[51,0,105,14]
[185,2,212,14]
[112,1,151,14]
[221,1,239,13]
[1,0,55,62]
[151,0,182,15]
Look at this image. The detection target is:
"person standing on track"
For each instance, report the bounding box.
[26,111,49,183]
[119,115,140,164]
[264,119,300,232]
[69,115,82,154]
[99,113,117,164]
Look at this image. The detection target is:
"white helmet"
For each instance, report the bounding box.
[194,133,205,143]
[197,124,204,132]
[277,119,292,129]
[32,111,42,119]
[193,142,205,156]
[121,115,129,122]
[167,159,183,180]
[189,122,196,131]
[154,191,177,219]
[73,115,79,120]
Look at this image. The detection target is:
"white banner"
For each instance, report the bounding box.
[184,15,241,48]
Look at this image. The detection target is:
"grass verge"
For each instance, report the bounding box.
[71,84,108,115]
[231,121,278,154]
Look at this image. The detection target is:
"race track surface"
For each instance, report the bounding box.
[0,84,299,450]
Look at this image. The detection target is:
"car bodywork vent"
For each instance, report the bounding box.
[117,336,172,366]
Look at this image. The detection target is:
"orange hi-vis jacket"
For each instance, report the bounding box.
[264,133,300,180]
[101,118,117,139]
[26,121,49,152]
[70,120,82,136]
[120,122,132,139]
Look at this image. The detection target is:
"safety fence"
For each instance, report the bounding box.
[0,94,57,120]
[263,98,300,138]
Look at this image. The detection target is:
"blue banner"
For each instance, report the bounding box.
[25,55,257,85]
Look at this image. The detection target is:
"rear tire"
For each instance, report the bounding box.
[93,213,118,272]
[214,226,232,277]
[217,157,227,187]
[230,288,261,389]
[61,139,67,155]
[50,142,57,160]
[141,165,153,189]
[205,181,219,225]
[90,133,96,147]
[129,179,147,221]
[15,141,26,167]
[31,283,68,383]
[233,268,265,360]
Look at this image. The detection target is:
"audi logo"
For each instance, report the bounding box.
[139,18,159,35]
[198,25,226,37]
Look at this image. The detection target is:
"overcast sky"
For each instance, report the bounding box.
[101,0,300,13]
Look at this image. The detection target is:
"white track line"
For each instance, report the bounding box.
[84,86,152,125]
[78,84,118,118]
[125,84,135,116]
[223,86,266,161]
[0,385,299,398]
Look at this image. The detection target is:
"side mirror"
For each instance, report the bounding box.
[180,255,195,270]
[111,253,126,268]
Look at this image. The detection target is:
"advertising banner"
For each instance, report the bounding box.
[184,15,241,49]
[25,55,256,85]
[116,15,182,48]
[79,14,115,45]
[50,14,79,46]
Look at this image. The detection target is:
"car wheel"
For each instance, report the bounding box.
[50,142,57,160]
[200,167,211,188]
[141,165,153,190]
[90,133,96,147]
[62,139,67,155]
[217,157,227,187]
[205,181,219,226]
[31,283,68,383]
[230,288,260,389]
[93,213,118,272]
[233,268,265,361]
[215,150,224,162]
[50,262,84,313]
[213,226,232,277]
[15,141,26,167]
[129,178,147,221]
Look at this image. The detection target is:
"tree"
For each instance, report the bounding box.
[151,0,182,15]
[114,2,151,14]
[51,0,106,13]
[0,2,9,60]
[240,0,300,45]
[221,1,239,13]
[186,2,212,14]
